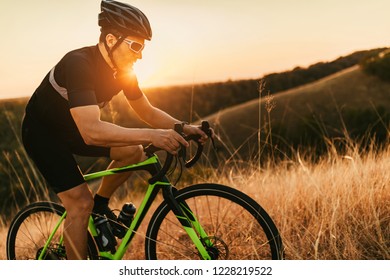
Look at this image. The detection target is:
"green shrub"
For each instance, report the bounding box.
[361,50,390,82]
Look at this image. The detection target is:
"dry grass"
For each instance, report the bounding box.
[103,142,389,260]
[0,142,389,260]
[215,145,390,260]
[0,220,7,259]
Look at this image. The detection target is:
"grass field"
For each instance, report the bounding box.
[1,52,389,260]
[208,66,390,159]
[0,137,388,260]
[201,141,390,260]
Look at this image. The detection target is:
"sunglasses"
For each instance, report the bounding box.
[123,39,145,53]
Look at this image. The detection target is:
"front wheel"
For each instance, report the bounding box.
[145,184,284,260]
[6,201,98,260]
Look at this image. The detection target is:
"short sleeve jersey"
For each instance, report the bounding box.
[25,45,143,133]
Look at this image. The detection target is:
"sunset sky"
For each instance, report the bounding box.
[0,0,389,99]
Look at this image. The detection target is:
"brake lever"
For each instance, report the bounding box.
[201,121,216,149]
[174,123,187,162]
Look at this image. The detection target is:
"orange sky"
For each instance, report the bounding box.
[0,0,389,99]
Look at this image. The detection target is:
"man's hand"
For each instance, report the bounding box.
[183,124,214,145]
[149,129,189,155]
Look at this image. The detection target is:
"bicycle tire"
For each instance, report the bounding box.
[145,183,284,260]
[6,201,99,260]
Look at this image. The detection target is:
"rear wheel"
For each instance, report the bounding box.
[6,201,98,260]
[145,184,283,260]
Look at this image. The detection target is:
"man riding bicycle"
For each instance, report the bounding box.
[22,0,209,259]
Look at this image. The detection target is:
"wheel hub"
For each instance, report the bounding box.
[201,236,229,260]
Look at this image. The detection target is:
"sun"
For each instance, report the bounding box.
[133,64,151,87]
[132,58,160,88]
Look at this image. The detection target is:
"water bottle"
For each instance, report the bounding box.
[115,203,136,238]
[94,215,117,253]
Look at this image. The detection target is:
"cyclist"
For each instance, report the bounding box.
[21,0,209,259]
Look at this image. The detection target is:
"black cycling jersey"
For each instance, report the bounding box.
[26,45,142,130]
[22,45,144,193]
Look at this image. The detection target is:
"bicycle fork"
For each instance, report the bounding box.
[162,186,214,260]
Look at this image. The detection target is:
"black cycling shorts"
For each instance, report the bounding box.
[21,113,110,194]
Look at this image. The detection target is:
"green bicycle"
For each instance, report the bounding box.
[6,121,284,260]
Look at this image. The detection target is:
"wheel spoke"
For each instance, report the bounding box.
[146,184,283,260]
[7,202,98,260]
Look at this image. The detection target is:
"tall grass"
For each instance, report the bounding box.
[0,102,389,260]
[257,143,389,259]
[0,109,54,218]
[1,140,389,260]
[188,138,390,259]
[120,138,389,260]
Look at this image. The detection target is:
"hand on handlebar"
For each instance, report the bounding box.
[146,121,214,184]
[183,123,214,145]
[149,129,189,155]
[149,121,213,155]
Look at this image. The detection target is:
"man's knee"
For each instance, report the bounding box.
[58,184,94,218]
[111,145,144,164]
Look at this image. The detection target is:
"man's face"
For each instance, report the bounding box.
[112,35,145,72]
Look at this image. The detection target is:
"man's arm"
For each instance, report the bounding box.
[128,94,208,141]
[70,105,188,153]
[127,94,181,129]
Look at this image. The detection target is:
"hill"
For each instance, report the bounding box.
[0,47,388,218]
[206,65,390,161]
[106,48,386,127]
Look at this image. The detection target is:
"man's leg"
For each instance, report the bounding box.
[95,145,145,198]
[57,183,94,260]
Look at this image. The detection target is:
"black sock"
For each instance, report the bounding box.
[93,194,109,212]
[93,194,117,220]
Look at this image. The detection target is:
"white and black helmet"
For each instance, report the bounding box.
[98,0,152,40]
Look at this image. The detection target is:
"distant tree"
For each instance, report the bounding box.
[361,50,390,82]
[263,48,387,94]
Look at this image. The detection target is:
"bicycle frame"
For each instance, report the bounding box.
[38,153,213,260]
